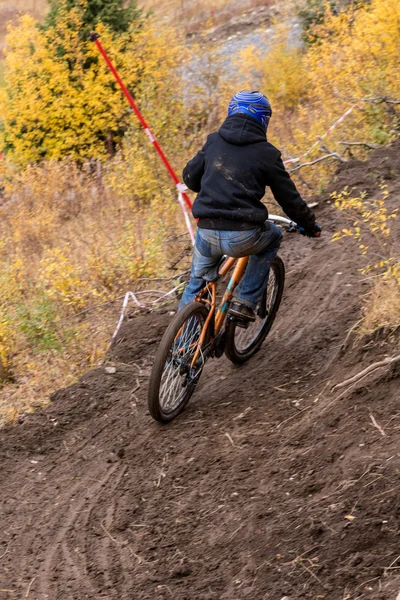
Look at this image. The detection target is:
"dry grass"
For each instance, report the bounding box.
[0,159,190,425]
[360,275,400,335]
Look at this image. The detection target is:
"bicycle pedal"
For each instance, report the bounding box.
[228,316,250,329]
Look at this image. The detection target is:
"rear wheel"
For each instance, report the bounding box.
[148,302,210,423]
[224,256,285,364]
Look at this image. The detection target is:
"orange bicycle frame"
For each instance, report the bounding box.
[190,256,249,366]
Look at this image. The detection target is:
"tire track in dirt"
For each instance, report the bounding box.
[36,465,120,599]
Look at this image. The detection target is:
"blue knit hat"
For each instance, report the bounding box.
[228,90,272,130]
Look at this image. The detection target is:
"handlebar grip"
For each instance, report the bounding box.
[299,224,322,237]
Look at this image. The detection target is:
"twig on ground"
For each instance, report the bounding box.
[128,548,144,564]
[132,378,140,392]
[284,545,321,565]
[0,540,11,560]
[276,405,310,429]
[319,372,376,417]
[200,504,225,520]
[156,456,168,487]
[130,377,141,403]
[228,523,245,540]
[299,560,325,587]
[100,519,124,546]
[370,414,386,437]
[332,355,400,391]
[224,432,241,448]
[383,554,400,576]
[25,577,36,598]
[233,407,252,421]
[370,487,400,501]
[156,585,173,597]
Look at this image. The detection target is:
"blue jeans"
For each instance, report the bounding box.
[179,223,282,310]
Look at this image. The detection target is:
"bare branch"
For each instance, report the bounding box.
[370,414,386,437]
[288,153,342,173]
[332,355,400,392]
[339,141,379,150]
[364,96,400,106]
[317,138,347,162]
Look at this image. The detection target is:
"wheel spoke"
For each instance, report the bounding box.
[158,313,204,414]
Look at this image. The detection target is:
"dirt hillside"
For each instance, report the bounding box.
[0,144,399,600]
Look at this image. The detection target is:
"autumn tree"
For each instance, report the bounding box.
[0,1,184,165]
[45,0,142,37]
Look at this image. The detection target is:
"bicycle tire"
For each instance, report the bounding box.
[148,302,210,423]
[224,256,285,365]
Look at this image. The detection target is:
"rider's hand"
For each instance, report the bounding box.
[300,224,322,238]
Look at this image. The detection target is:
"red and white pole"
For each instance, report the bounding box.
[89,32,195,244]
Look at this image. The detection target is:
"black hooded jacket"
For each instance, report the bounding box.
[183,113,316,232]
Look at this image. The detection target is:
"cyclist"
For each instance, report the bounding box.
[180,90,321,323]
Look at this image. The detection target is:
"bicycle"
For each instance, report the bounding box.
[148,215,302,423]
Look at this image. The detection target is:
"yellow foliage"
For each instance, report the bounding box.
[307,0,400,107]
[0,7,185,165]
[239,22,309,111]
[331,186,397,256]
[39,247,91,311]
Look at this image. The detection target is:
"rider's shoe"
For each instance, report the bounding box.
[228,302,256,323]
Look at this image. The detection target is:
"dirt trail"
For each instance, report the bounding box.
[0,145,399,600]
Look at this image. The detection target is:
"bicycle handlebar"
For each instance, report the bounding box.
[268,215,322,238]
[268,214,301,232]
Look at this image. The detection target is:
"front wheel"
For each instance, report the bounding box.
[224,256,285,365]
[148,302,210,423]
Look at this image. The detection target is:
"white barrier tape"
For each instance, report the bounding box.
[144,127,156,143]
[111,283,185,342]
[176,182,189,193]
[178,192,195,246]
[283,103,364,165]
[111,291,144,342]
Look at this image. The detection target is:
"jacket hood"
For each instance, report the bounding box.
[218,113,267,146]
